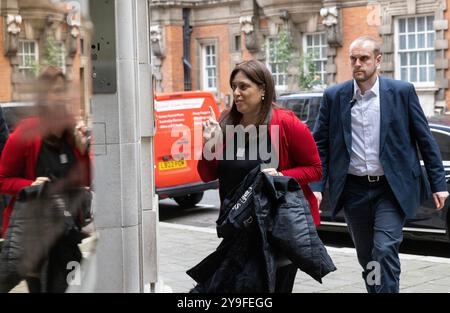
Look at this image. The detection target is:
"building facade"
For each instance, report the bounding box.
[150,0,450,116]
[0,0,91,117]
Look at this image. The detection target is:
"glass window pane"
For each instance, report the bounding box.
[410,52,417,66]
[307,35,312,46]
[321,47,327,58]
[399,19,406,33]
[307,47,313,55]
[428,51,435,65]
[410,67,417,82]
[399,35,406,50]
[314,61,321,71]
[400,53,407,66]
[427,16,434,31]
[417,17,425,32]
[418,52,426,65]
[408,34,416,49]
[419,67,427,82]
[407,18,416,32]
[314,34,319,45]
[427,33,435,48]
[313,48,320,59]
[271,64,276,73]
[417,34,425,48]
[429,67,435,81]
[401,68,408,81]
[320,33,326,44]
[211,56,216,65]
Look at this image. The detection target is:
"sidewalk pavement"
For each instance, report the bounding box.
[159,222,450,293]
[8,222,450,293]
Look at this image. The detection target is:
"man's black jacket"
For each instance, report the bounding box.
[187,167,336,293]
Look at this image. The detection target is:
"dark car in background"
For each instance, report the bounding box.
[277,92,450,243]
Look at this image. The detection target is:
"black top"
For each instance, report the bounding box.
[218,130,273,203]
[36,133,77,181]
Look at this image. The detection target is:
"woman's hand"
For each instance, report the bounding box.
[261,168,283,177]
[202,107,221,144]
[31,177,50,186]
[74,119,90,155]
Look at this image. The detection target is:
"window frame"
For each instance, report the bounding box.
[233,34,242,52]
[302,32,328,87]
[394,15,436,88]
[56,42,66,73]
[200,41,218,92]
[265,37,288,93]
[18,40,39,75]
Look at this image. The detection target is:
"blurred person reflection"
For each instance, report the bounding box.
[0,106,10,235]
[0,66,91,293]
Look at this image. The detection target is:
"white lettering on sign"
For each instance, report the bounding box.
[155,98,205,112]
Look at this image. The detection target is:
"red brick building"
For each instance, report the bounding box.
[150,0,450,116]
[0,0,91,117]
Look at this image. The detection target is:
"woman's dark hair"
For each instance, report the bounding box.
[222,59,276,128]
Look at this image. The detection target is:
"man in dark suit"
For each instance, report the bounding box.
[312,36,449,293]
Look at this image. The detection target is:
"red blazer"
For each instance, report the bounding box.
[0,118,91,238]
[198,108,322,225]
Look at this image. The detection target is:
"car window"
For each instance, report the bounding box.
[309,97,322,121]
[431,129,450,161]
[286,99,309,122]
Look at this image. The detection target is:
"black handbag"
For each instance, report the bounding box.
[216,167,261,238]
[0,182,92,293]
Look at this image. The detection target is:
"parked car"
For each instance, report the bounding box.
[153,91,219,207]
[277,92,322,131]
[278,92,450,242]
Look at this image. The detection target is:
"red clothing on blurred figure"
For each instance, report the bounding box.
[0,118,91,238]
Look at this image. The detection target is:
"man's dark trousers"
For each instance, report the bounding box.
[342,175,406,293]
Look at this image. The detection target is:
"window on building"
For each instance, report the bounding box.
[303,33,328,85]
[266,37,287,91]
[80,38,85,55]
[234,34,241,52]
[56,42,66,73]
[18,40,39,76]
[201,43,217,91]
[396,16,435,85]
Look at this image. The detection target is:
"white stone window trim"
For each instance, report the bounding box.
[18,40,39,73]
[302,32,328,87]
[201,43,218,92]
[394,15,436,88]
[265,37,287,93]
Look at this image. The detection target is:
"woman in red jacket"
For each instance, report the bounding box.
[198,60,322,292]
[0,66,91,293]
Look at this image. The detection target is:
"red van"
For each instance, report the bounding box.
[153,91,219,207]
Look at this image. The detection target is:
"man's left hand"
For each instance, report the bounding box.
[433,191,449,210]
